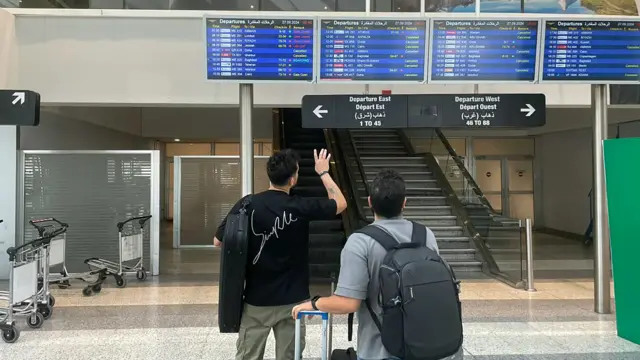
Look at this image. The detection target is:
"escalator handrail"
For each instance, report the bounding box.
[334,130,372,225]
[280,113,287,149]
[347,130,371,200]
[323,129,355,236]
[433,128,498,214]
[396,130,512,284]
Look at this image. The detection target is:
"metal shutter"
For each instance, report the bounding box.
[178,156,269,246]
[22,152,152,273]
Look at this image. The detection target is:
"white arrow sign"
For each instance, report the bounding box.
[520,103,536,117]
[12,92,25,105]
[313,105,328,118]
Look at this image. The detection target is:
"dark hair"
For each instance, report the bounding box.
[369,169,406,219]
[266,148,300,187]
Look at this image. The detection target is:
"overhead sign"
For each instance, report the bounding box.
[541,20,640,83]
[318,18,427,83]
[302,95,409,128]
[407,93,546,128]
[302,94,545,129]
[204,17,315,82]
[0,90,41,126]
[429,19,540,83]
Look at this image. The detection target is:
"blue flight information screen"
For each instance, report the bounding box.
[542,21,640,82]
[430,20,539,82]
[319,19,427,82]
[205,17,314,81]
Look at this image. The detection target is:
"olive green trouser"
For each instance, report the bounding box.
[236,303,305,360]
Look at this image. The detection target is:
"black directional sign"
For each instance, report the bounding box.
[302,94,408,129]
[407,93,546,128]
[302,93,545,129]
[0,90,41,126]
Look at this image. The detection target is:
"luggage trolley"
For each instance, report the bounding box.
[0,226,64,343]
[29,218,108,297]
[85,215,152,289]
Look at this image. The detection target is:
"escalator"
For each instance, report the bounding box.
[275,109,350,282]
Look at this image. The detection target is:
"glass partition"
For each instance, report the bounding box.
[424,129,526,286]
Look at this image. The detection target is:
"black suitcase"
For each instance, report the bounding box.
[217,197,251,333]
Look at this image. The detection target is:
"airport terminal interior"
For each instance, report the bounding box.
[2,1,640,359]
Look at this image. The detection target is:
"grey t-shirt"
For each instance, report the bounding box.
[334,218,463,360]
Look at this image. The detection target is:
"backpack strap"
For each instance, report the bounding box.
[410,221,427,246]
[354,224,399,252]
[353,224,400,335]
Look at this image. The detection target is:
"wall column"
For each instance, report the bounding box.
[0,125,18,279]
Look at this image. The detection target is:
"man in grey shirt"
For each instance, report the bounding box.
[293,169,463,360]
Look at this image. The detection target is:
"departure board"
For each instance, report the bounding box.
[205,17,315,81]
[429,20,540,83]
[319,19,427,82]
[542,20,640,83]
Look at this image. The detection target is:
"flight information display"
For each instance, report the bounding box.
[542,20,640,82]
[205,17,315,81]
[319,19,427,82]
[429,20,539,82]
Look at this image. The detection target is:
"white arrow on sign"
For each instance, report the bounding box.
[12,92,25,105]
[313,105,328,118]
[520,103,536,117]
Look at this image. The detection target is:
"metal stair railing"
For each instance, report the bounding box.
[397,129,523,288]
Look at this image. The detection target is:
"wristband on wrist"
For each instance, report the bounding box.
[318,171,329,177]
[311,295,321,310]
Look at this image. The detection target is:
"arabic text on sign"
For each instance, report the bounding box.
[542,21,640,82]
[206,18,314,81]
[319,19,427,82]
[430,20,539,82]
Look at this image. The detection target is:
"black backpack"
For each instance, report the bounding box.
[355,221,463,360]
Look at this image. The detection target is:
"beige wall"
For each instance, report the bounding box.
[0,9,17,88]
[8,9,598,107]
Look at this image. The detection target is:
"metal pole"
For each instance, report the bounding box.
[525,218,536,292]
[327,278,335,359]
[240,84,254,197]
[592,84,611,314]
[475,0,480,15]
[365,0,370,95]
[420,0,426,14]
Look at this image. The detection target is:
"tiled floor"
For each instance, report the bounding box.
[0,226,625,359]
[1,276,637,360]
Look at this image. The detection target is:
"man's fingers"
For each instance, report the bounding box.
[326,153,331,162]
[313,149,318,161]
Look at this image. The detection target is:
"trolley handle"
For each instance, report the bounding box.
[0,219,3,224]
[6,227,65,261]
[29,218,69,236]
[117,215,152,231]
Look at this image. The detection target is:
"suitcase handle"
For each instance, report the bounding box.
[296,310,329,320]
[294,311,329,360]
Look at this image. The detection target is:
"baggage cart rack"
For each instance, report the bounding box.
[0,223,66,343]
[85,215,152,289]
[29,218,108,298]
